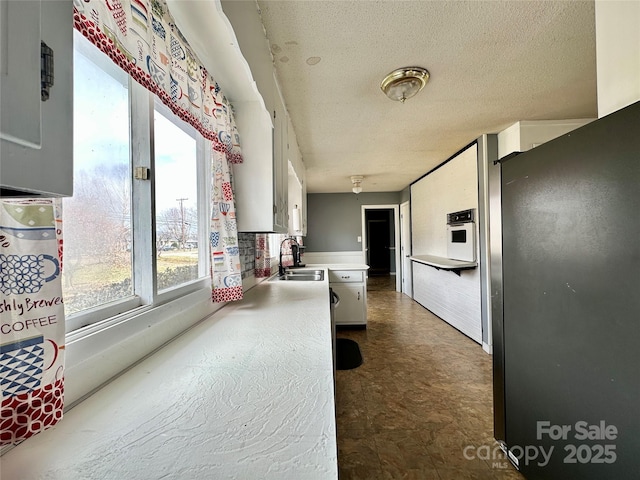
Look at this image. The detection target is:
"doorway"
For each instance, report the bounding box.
[400,200,412,298]
[366,211,391,275]
[361,205,401,291]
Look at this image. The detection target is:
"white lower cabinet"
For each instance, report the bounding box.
[330,269,367,326]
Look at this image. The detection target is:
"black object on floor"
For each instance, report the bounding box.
[336,338,363,370]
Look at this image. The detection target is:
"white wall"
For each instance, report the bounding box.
[302,251,366,265]
[410,144,482,344]
[411,145,478,256]
[595,0,640,117]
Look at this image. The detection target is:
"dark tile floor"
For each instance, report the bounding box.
[335,275,525,480]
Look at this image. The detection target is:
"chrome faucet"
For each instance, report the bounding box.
[279,236,300,276]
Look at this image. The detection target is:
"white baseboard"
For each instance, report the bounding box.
[482,342,493,355]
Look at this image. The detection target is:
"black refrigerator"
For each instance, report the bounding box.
[494,101,640,479]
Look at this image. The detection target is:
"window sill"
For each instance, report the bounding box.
[64,283,223,409]
[66,277,210,341]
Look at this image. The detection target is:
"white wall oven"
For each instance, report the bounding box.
[446,209,476,262]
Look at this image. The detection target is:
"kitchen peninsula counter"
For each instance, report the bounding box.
[1,273,337,479]
[410,254,477,275]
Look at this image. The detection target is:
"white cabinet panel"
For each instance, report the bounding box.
[332,283,366,326]
[287,116,305,236]
[329,270,364,283]
[0,0,41,148]
[272,76,288,231]
[223,1,291,233]
[233,82,288,233]
[1,0,73,197]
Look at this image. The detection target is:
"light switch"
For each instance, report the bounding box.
[357,236,362,243]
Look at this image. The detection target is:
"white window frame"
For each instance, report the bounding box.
[65,35,211,334]
[152,98,209,302]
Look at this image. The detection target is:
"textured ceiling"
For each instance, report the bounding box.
[256,0,597,193]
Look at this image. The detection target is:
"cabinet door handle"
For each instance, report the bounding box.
[357,291,360,300]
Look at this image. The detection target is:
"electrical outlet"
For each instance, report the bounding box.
[357,236,362,243]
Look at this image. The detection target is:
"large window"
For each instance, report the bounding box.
[64,32,209,332]
[63,32,132,317]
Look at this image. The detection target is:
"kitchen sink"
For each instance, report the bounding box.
[285,269,324,276]
[282,274,324,281]
[270,270,324,281]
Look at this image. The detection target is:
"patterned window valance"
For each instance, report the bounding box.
[73,0,243,163]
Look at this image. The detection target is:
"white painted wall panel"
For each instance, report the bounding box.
[303,251,366,264]
[411,145,478,257]
[413,262,482,343]
[410,144,481,344]
[595,0,640,117]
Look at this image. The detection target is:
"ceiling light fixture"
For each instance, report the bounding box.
[351,175,364,194]
[380,67,430,103]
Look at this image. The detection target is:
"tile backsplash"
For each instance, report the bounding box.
[238,233,256,279]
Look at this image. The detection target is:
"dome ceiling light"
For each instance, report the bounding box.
[350,175,364,194]
[380,67,430,103]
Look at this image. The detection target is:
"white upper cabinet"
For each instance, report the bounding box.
[497,119,594,159]
[272,76,289,232]
[287,117,306,236]
[0,0,73,197]
[0,1,41,149]
[221,0,305,233]
[231,74,290,233]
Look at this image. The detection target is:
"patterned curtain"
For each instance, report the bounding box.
[210,150,243,302]
[73,0,243,163]
[0,199,65,445]
[74,0,246,300]
[254,234,271,278]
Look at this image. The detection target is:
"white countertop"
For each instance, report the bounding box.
[410,254,477,269]
[2,273,337,480]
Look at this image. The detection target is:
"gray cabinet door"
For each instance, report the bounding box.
[1,0,73,196]
[0,0,42,148]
